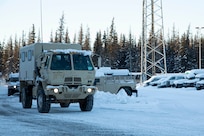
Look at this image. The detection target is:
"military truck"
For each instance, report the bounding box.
[19,43,97,113]
[94,67,138,97]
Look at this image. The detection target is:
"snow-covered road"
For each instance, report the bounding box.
[0,83,204,136]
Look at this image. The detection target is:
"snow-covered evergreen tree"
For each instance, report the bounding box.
[65,28,70,44]
[78,24,84,46]
[83,27,91,50]
[28,24,36,44]
[57,13,65,43]
[93,31,103,67]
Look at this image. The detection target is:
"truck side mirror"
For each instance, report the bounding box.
[98,57,101,68]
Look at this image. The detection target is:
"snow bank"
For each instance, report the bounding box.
[94,89,138,105]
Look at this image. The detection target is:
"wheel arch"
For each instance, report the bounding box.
[117,86,133,96]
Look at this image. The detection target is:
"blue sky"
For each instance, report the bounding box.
[0,0,204,44]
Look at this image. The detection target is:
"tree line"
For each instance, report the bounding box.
[0,14,203,78]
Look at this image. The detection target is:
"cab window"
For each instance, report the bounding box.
[50,54,71,70]
[73,54,94,70]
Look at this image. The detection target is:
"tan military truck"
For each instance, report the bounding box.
[94,67,138,97]
[19,43,97,113]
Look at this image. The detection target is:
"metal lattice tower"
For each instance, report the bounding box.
[141,0,167,81]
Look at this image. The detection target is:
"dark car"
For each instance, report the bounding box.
[7,73,19,96]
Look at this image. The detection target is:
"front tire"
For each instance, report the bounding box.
[21,88,32,108]
[37,88,50,113]
[79,95,93,111]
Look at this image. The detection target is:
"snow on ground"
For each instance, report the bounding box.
[1,78,204,135]
[94,86,204,135]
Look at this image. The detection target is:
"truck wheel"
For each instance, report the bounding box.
[22,88,32,108]
[60,103,70,108]
[37,88,50,113]
[19,92,22,102]
[79,95,93,111]
[123,88,132,96]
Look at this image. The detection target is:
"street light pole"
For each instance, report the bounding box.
[195,27,204,69]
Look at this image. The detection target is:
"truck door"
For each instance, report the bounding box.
[40,55,51,80]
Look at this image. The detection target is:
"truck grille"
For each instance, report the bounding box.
[64,77,81,85]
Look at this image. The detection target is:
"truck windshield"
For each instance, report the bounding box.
[73,54,94,70]
[50,54,71,70]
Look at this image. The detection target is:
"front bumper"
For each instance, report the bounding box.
[8,85,20,91]
[183,83,195,87]
[8,86,20,96]
[45,85,97,100]
[196,84,204,89]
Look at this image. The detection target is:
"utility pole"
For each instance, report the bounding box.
[141,0,167,82]
[195,27,204,69]
[40,0,43,43]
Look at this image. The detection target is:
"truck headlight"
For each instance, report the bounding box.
[14,85,16,89]
[87,88,92,93]
[54,88,59,93]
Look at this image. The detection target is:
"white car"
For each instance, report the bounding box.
[173,78,188,88]
[183,73,204,88]
[189,69,204,75]
[143,75,164,86]
[158,74,185,88]
[195,74,204,90]
[150,76,168,86]
[195,80,204,90]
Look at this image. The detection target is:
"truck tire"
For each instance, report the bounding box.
[79,95,93,111]
[60,103,70,108]
[37,88,50,113]
[123,88,132,96]
[22,88,32,108]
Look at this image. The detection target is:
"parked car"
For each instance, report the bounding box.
[158,74,185,88]
[195,74,204,90]
[189,69,204,75]
[183,73,204,88]
[143,75,164,86]
[7,73,20,96]
[150,76,168,86]
[173,69,204,88]
[173,78,188,88]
